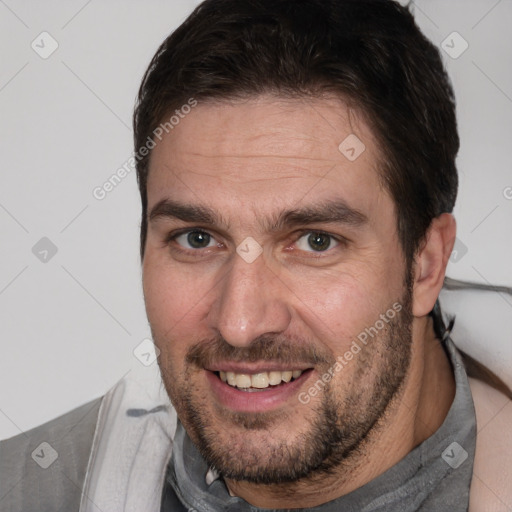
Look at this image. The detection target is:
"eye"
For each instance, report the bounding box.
[174,230,218,250]
[295,231,339,252]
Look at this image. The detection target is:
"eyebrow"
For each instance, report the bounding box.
[149,199,219,225]
[271,200,368,231]
[148,198,368,231]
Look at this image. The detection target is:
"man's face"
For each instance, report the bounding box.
[143,96,414,483]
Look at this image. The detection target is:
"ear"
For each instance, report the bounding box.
[412,213,456,317]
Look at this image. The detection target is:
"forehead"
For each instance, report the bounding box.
[147,95,393,228]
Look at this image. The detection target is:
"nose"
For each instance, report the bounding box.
[207,253,292,348]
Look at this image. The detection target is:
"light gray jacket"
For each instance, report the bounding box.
[0,397,102,512]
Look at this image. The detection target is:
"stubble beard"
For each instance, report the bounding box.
[156,282,414,485]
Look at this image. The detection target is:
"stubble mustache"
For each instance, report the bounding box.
[185,333,334,370]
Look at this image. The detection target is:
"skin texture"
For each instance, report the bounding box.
[142,95,458,508]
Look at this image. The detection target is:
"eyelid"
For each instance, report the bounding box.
[164,228,223,252]
[164,227,347,256]
[165,227,216,243]
[293,230,344,253]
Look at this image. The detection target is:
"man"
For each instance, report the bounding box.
[1,0,511,510]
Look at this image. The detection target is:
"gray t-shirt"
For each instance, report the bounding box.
[161,336,476,511]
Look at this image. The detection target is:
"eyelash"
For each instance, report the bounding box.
[164,228,347,257]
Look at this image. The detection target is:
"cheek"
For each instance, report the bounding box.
[294,280,374,353]
[142,256,209,340]
[283,264,403,355]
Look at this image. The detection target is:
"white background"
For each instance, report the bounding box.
[0,0,511,440]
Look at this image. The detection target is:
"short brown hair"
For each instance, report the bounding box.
[133,0,459,267]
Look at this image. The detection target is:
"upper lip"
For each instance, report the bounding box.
[205,362,313,373]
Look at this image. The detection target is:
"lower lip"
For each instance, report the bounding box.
[205,370,313,413]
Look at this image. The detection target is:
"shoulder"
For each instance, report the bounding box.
[0,396,103,512]
[468,377,512,511]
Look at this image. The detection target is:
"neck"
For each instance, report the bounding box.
[225,316,456,508]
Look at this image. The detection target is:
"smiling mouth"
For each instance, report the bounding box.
[215,369,311,391]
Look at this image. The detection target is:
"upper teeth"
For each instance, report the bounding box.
[219,370,303,389]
